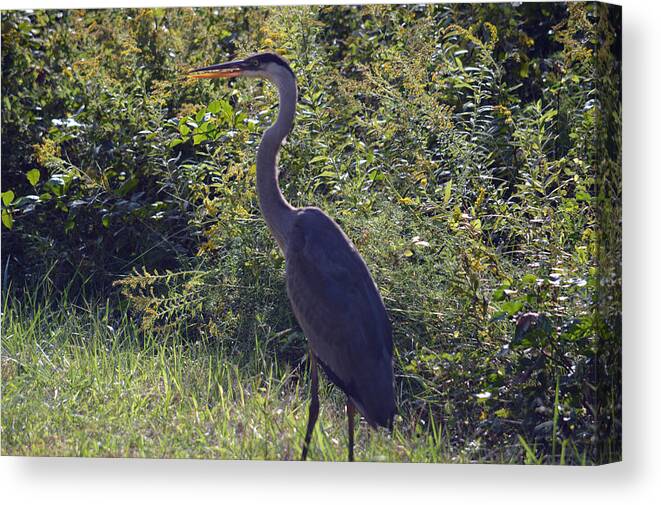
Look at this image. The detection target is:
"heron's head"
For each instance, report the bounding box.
[188,52,295,84]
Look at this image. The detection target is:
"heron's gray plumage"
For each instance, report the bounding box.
[286,207,395,428]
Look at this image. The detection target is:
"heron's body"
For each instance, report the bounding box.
[189,52,395,460]
[286,207,394,428]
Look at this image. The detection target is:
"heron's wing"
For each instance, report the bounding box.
[285,208,394,426]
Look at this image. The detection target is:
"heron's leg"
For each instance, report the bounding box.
[301,349,319,461]
[347,397,355,462]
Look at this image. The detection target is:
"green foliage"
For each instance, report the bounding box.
[1,3,621,463]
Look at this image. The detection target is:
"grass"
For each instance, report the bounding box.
[1,292,472,462]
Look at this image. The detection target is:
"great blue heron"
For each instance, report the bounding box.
[189,52,395,462]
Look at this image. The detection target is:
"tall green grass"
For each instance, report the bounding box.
[2,291,468,462]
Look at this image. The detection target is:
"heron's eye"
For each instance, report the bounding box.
[251,59,259,68]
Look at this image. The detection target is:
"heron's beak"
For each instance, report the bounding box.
[187,60,247,80]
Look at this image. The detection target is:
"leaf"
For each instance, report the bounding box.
[489,311,508,323]
[443,180,453,206]
[521,273,537,285]
[197,121,209,134]
[412,239,430,248]
[368,170,384,181]
[102,215,110,228]
[542,109,558,122]
[495,408,510,418]
[317,170,336,178]
[492,287,506,302]
[2,209,13,229]
[117,177,138,197]
[218,99,234,123]
[13,195,40,207]
[208,100,222,114]
[26,169,40,187]
[179,124,191,136]
[575,191,591,202]
[1,190,14,206]
[501,300,524,316]
[45,175,66,196]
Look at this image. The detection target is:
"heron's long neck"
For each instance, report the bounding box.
[256,72,297,251]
